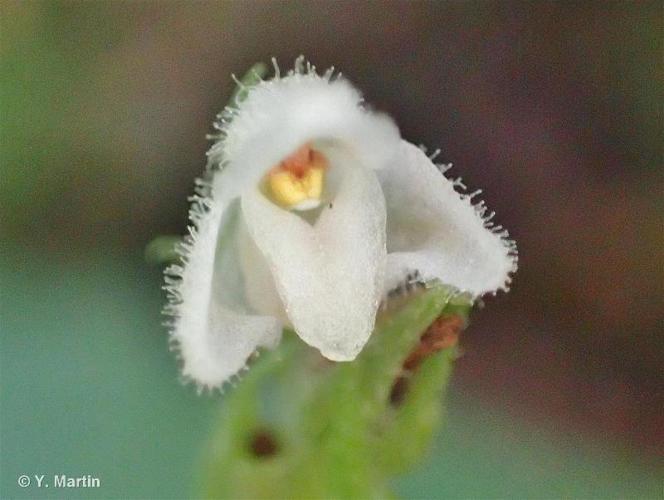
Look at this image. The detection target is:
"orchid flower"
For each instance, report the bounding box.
[165,58,517,389]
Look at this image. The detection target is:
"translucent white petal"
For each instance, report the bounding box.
[378,141,517,297]
[210,67,400,199]
[241,162,386,361]
[237,218,289,324]
[168,195,282,389]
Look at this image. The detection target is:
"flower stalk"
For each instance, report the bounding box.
[200,283,469,499]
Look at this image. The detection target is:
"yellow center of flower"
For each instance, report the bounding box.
[266,144,328,211]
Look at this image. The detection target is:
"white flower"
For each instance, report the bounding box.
[165,58,517,389]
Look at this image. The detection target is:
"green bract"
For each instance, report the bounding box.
[200,284,470,498]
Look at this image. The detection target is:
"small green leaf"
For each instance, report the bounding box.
[355,285,455,411]
[378,347,457,473]
[229,62,269,106]
[144,235,181,265]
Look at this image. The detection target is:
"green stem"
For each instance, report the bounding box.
[200,284,470,499]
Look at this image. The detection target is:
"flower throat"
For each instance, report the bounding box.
[264,144,328,211]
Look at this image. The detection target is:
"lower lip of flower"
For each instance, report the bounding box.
[264,144,328,211]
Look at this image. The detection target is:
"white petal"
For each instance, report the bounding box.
[237,219,289,324]
[209,64,400,199]
[241,161,386,361]
[167,194,282,389]
[378,141,517,297]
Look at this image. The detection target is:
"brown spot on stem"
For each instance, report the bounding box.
[389,374,410,406]
[389,314,464,407]
[404,315,463,371]
[249,429,279,458]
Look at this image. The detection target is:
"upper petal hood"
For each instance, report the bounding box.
[208,62,400,200]
[378,141,517,297]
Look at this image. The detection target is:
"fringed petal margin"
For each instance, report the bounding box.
[209,57,400,199]
[378,140,517,298]
[165,193,282,390]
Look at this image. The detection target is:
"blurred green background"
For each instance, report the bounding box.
[1,1,662,498]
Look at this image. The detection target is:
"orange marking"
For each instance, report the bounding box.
[271,144,328,178]
[403,315,463,371]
